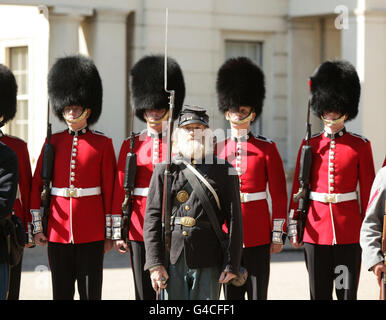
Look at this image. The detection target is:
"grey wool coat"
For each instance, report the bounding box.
[360,166,386,271]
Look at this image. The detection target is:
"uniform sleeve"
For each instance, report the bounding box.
[360,168,386,271]
[358,140,376,217]
[111,140,129,216]
[266,142,288,230]
[101,138,117,216]
[0,147,18,219]
[288,140,306,217]
[143,164,165,271]
[224,170,243,274]
[30,143,45,212]
[18,142,32,227]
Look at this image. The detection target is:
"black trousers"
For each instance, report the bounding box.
[47,241,104,300]
[303,242,361,300]
[224,244,270,300]
[130,240,155,300]
[7,250,23,300]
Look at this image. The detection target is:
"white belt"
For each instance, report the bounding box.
[51,186,101,198]
[240,191,267,203]
[133,187,149,197]
[309,191,357,204]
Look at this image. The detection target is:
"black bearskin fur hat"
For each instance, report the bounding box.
[216,57,265,119]
[130,55,185,122]
[48,54,103,125]
[309,60,360,121]
[0,64,17,126]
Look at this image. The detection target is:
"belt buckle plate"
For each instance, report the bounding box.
[66,188,78,198]
[180,216,196,227]
[324,193,337,203]
[240,193,245,203]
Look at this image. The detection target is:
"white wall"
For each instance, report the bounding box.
[0,5,49,168]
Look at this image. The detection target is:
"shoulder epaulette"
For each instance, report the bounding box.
[92,130,106,136]
[311,132,323,139]
[254,134,274,144]
[349,132,369,142]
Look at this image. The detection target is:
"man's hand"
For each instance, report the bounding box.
[34,232,47,246]
[218,271,237,284]
[114,240,129,254]
[149,265,169,292]
[372,262,386,286]
[270,243,283,254]
[289,236,303,249]
[104,239,114,253]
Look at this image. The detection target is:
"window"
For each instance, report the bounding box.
[224,40,263,134]
[7,46,29,142]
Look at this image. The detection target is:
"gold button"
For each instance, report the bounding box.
[185,205,190,211]
[182,231,188,236]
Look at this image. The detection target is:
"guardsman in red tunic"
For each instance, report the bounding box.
[111,55,185,300]
[216,57,288,300]
[30,55,116,300]
[0,64,33,300]
[288,60,375,300]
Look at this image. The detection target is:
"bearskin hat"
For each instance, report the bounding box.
[216,57,265,119]
[309,60,360,121]
[130,55,185,122]
[48,54,103,125]
[0,64,17,126]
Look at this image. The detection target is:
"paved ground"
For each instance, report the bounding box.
[17,244,379,300]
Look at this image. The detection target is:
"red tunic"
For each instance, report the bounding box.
[0,131,32,229]
[289,129,375,245]
[30,128,116,244]
[111,130,166,242]
[383,157,386,167]
[216,134,288,247]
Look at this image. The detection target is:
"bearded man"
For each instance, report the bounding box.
[143,105,243,300]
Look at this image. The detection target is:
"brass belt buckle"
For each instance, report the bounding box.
[180,216,196,227]
[66,188,78,198]
[324,193,337,203]
[240,193,245,203]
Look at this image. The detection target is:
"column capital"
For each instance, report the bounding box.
[91,8,130,24]
[49,5,94,21]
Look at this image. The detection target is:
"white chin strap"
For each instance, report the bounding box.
[226,111,254,125]
[321,114,346,126]
[144,110,170,124]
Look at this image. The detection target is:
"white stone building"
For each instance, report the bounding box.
[0,0,384,181]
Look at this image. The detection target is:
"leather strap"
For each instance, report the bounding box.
[179,163,228,254]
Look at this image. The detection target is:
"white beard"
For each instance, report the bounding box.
[172,127,214,160]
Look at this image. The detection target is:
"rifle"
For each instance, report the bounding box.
[158,7,175,301]
[40,102,55,236]
[121,133,137,245]
[289,99,312,244]
[380,200,386,300]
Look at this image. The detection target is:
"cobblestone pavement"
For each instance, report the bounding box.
[18,245,379,300]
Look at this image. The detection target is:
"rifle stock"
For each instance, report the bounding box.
[292,145,312,243]
[290,99,312,244]
[121,134,137,245]
[40,123,54,236]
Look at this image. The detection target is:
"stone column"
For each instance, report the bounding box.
[83,9,129,153]
[341,9,386,170]
[287,17,322,171]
